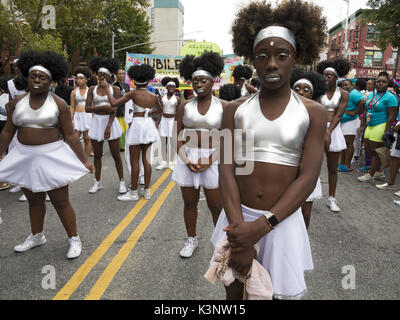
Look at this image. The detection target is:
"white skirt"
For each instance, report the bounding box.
[88,114,122,142]
[172,146,218,190]
[211,205,313,299]
[74,112,92,132]
[328,122,347,152]
[126,117,159,146]
[391,132,400,158]
[159,116,175,138]
[0,140,88,193]
[306,177,322,202]
[341,117,360,136]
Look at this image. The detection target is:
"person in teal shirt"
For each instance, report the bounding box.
[339,79,366,171]
[358,72,398,182]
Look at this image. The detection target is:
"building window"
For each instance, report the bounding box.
[364,50,383,67]
[151,19,155,32]
[366,25,380,41]
[331,38,337,50]
[338,35,342,49]
[151,8,155,19]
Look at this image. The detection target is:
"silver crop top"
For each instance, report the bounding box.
[93,85,114,107]
[162,94,178,115]
[75,87,88,107]
[183,96,223,131]
[234,91,310,167]
[12,93,59,129]
[320,87,341,112]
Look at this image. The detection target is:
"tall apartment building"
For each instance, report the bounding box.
[147,0,185,56]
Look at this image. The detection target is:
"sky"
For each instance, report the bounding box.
[179,0,369,55]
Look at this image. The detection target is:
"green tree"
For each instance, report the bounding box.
[366,0,400,78]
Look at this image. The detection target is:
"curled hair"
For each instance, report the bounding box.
[73,66,92,80]
[127,64,155,83]
[231,0,327,64]
[219,83,241,102]
[17,50,69,82]
[232,65,253,80]
[179,51,225,81]
[291,68,328,100]
[316,58,350,78]
[378,71,390,81]
[161,76,180,88]
[89,56,120,75]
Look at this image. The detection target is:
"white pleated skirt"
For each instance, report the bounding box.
[172,146,218,190]
[126,117,159,146]
[328,122,347,152]
[0,140,89,193]
[341,117,360,136]
[88,114,122,142]
[306,177,322,202]
[74,112,92,132]
[211,205,313,299]
[159,116,175,138]
[391,132,400,158]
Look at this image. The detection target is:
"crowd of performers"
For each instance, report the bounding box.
[0,0,399,300]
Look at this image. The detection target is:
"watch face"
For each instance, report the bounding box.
[268,215,280,227]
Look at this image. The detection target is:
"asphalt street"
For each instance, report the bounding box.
[0,142,399,300]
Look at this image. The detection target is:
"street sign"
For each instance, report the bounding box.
[344,51,359,56]
[386,58,394,65]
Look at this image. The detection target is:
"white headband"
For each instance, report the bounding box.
[29,65,52,79]
[324,67,339,78]
[192,70,215,81]
[76,73,87,79]
[254,26,296,51]
[135,80,148,86]
[98,67,112,76]
[166,81,176,87]
[293,79,314,93]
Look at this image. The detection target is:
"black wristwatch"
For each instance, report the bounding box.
[263,211,280,229]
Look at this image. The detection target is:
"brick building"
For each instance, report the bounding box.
[327,9,399,80]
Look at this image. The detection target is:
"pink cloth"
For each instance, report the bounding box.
[204,238,273,300]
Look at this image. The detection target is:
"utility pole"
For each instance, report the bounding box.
[112,32,115,58]
[343,0,350,58]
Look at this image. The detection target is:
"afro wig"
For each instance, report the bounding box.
[89,56,120,75]
[232,65,253,80]
[73,66,92,80]
[316,58,350,78]
[127,64,155,83]
[161,76,180,88]
[219,84,242,102]
[179,51,225,81]
[231,0,327,64]
[291,68,328,100]
[17,50,69,82]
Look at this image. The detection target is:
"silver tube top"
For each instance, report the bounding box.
[320,87,341,112]
[12,93,59,129]
[234,91,310,167]
[162,94,178,115]
[183,96,223,131]
[75,87,88,107]
[93,85,114,107]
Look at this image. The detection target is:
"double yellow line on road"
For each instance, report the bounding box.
[53,170,175,300]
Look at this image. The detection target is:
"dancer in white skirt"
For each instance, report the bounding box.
[156,77,181,170]
[173,51,228,258]
[101,64,161,201]
[86,57,127,195]
[291,69,328,229]
[317,58,350,213]
[213,1,327,300]
[70,66,93,158]
[232,64,258,97]
[0,50,95,259]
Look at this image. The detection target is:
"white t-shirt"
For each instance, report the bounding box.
[0,93,9,121]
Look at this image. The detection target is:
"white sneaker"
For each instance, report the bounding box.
[180,237,198,258]
[327,196,340,212]
[67,235,82,259]
[9,185,21,193]
[119,180,127,194]
[358,173,373,182]
[89,180,102,194]
[376,183,395,190]
[139,175,145,185]
[18,194,27,202]
[168,163,176,170]
[117,190,139,201]
[373,171,386,181]
[156,161,168,170]
[14,233,47,252]
[142,188,151,200]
